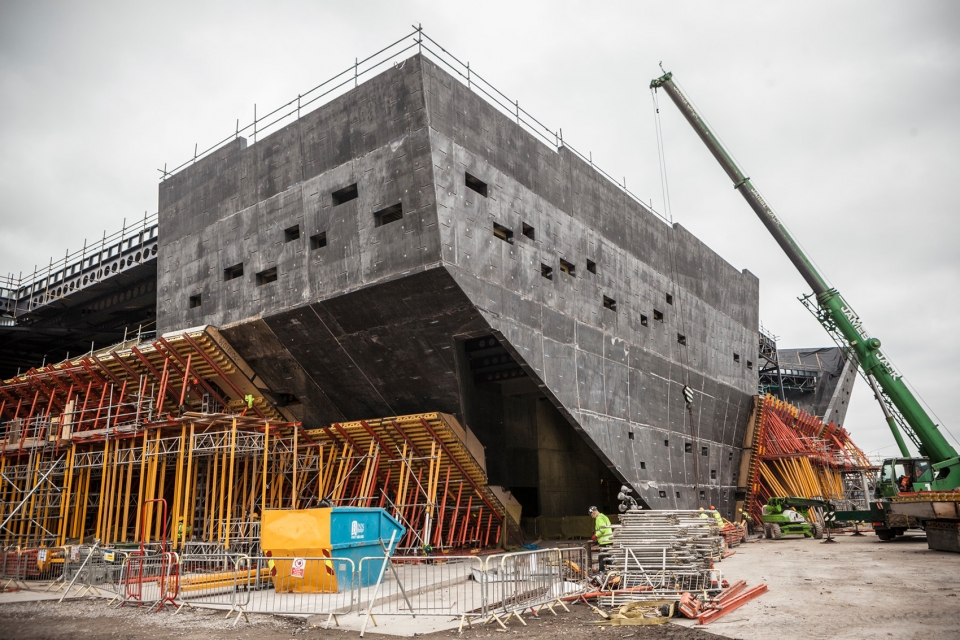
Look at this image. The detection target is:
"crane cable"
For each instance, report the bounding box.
[652,83,701,499]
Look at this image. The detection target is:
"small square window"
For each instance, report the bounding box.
[188,294,202,309]
[640,314,648,327]
[640,461,646,469]
[256,267,278,286]
[332,183,359,205]
[677,333,687,346]
[701,446,708,456]
[666,293,674,305]
[603,296,617,312]
[710,469,717,479]
[224,263,243,281]
[493,222,514,244]
[700,491,706,500]
[284,225,300,242]
[586,259,596,274]
[747,360,754,369]
[374,203,403,227]
[522,223,535,240]
[685,443,693,453]
[653,309,664,322]
[559,258,575,276]
[658,490,667,498]
[541,263,553,280]
[310,232,327,250]
[465,172,488,197]
[664,439,669,447]
[627,431,634,440]
[733,352,740,363]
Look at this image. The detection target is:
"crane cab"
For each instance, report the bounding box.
[877,457,932,498]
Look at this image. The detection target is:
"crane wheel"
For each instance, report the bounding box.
[771,523,782,540]
[813,523,824,540]
[763,524,772,539]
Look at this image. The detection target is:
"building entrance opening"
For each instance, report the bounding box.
[456,334,624,536]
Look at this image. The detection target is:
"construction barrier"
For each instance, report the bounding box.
[177,554,258,608]
[118,551,178,610]
[357,555,485,618]
[234,555,357,619]
[480,548,579,627]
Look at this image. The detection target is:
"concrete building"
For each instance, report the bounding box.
[156,54,759,518]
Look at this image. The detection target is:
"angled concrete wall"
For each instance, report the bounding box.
[156,54,759,517]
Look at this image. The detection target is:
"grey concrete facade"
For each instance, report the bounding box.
[157,55,759,518]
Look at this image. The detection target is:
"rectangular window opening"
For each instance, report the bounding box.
[676,491,681,499]
[677,333,687,346]
[627,431,635,440]
[559,258,576,276]
[700,491,706,501]
[586,259,596,274]
[728,451,734,461]
[653,309,664,322]
[188,294,202,309]
[284,225,300,242]
[256,267,278,286]
[522,223,535,240]
[493,222,514,244]
[374,203,403,227]
[310,232,327,250]
[540,263,553,280]
[666,293,674,305]
[664,439,669,447]
[640,314,648,327]
[710,469,717,480]
[332,183,359,205]
[640,461,646,470]
[465,172,488,197]
[658,490,667,498]
[685,442,693,453]
[733,352,741,363]
[223,263,243,282]
[701,446,709,456]
[747,360,754,369]
[603,295,617,312]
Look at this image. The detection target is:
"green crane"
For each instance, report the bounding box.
[649,71,959,494]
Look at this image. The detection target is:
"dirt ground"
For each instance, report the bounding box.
[0,597,723,640]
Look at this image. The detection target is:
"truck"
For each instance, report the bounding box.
[650,71,960,552]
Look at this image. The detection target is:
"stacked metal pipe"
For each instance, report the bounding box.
[599,509,724,604]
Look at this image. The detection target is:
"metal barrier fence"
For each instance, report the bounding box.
[479,548,580,627]
[233,555,356,622]
[358,555,485,618]
[5,544,597,631]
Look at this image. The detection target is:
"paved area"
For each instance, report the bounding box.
[674,530,960,639]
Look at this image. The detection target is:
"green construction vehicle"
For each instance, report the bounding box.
[760,497,826,540]
[650,71,960,552]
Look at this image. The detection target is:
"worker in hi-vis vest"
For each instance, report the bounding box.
[589,506,614,571]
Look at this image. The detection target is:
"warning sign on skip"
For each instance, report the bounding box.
[290,557,306,579]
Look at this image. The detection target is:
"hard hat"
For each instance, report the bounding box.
[588,506,598,514]
[699,507,704,510]
[710,505,716,510]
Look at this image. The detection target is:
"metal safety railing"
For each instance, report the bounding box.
[0,212,158,317]
[158,26,670,230]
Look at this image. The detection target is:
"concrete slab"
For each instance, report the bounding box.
[672,531,960,639]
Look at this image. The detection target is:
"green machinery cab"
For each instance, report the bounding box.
[760,497,826,540]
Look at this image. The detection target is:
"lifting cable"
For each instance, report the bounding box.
[652,80,700,498]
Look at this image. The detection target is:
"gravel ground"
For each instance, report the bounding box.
[0,597,726,640]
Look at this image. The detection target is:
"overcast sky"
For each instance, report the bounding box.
[1,1,958,459]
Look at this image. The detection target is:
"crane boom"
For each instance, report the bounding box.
[650,71,958,482]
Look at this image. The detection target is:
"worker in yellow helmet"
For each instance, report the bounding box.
[589,506,614,571]
[710,506,724,528]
